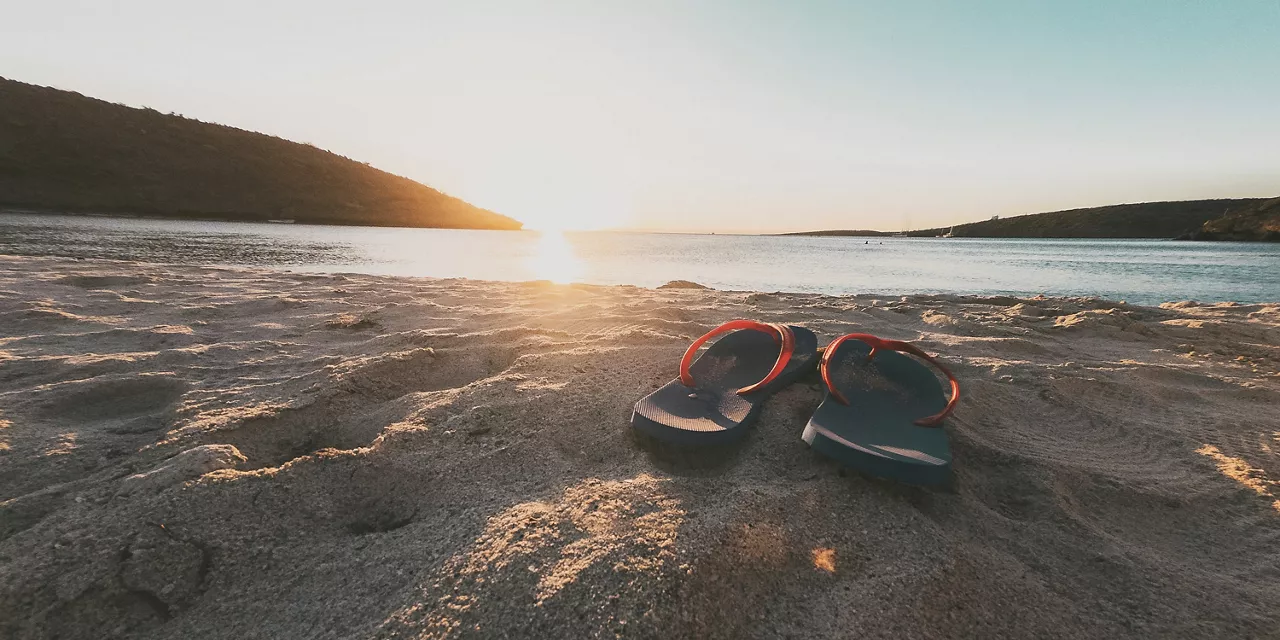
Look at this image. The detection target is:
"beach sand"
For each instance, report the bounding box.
[1,255,1278,639]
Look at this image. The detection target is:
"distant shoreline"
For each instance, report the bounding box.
[0,207,527,231]
[782,197,1279,242]
[781,229,893,237]
[6,205,1278,242]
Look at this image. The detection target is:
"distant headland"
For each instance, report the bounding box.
[0,77,522,230]
[789,197,1280,242]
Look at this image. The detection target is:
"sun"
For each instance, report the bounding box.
[486,180,629,231]
[456,136,634,231]
[519,202,625,232]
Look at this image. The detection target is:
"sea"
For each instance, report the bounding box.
[2,212,1278,306]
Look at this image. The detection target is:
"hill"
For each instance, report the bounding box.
[0,77,521,230]
[909,199,1265,239]
[1189,197,1280,241]
[782,229,889,237]
[791,198,1271,240]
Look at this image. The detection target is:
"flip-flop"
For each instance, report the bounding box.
[632,320,819,445]
[802,333,960,485]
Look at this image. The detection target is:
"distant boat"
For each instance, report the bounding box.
[267,219,296,224]
[942,226,954,238]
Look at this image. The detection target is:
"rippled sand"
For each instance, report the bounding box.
[1,256,1277,639]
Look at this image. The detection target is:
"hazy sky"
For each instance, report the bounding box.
[4,1,1279,232]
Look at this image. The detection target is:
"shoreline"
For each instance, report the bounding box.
[1,255,1278,638]
[2,241,1280,307]
[8,208,1280,244]
[0,207,528,232]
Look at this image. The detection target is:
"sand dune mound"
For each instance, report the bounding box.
[0,256,1277,639]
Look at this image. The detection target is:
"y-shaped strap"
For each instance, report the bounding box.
[679,320,795,395]
[820,333,959,427]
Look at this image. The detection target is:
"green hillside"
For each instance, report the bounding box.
[0,77,521,230]
[1190,197,1280,241]
[791,198,1274,240]
[911,199,1263,239]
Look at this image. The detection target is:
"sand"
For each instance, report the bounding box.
[1,255,1278,639]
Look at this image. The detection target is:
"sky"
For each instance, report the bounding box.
[3,1,1279,232]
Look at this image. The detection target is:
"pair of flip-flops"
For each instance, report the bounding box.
[631,320,960,485]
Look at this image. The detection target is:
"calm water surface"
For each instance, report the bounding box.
[2,213,1278,306]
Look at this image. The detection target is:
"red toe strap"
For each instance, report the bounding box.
[679,320,795,395]
[820,333,959,427]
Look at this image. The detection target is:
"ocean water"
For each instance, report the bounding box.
[2,212,1278,306]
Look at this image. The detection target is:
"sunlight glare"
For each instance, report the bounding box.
[464,156,630,231]
[527,231,584,284]
[1196,444,1280,514]
[811,547,837,573]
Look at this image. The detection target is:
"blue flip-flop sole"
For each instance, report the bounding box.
[632,325,818,445]
[802,339,952,485]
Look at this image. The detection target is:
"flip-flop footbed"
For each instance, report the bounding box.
[632,325,818,445]
[803,338,952,485]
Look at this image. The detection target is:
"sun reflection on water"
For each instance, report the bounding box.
[527,230,584,283]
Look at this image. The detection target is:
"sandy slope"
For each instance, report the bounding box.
[1,255,1278,639]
